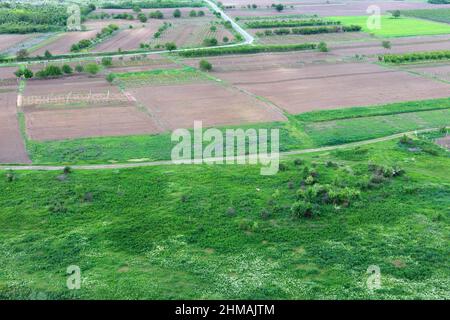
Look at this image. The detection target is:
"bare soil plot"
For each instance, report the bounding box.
[23,76,122,97]
[131,82,286,130]
[182,51,335,72]
[227,0,450,18]
[436,136,450,150]
[215,61,450,114]
[405,63,450,83]
[24,105,160,141]
[107,55,179,73]
[0,67,20,81]
[255,31,370,45]
[0,34,36,53]
[0,88,30,164]
[31,19,143,56]
[330,35,450,58]
[93,23,164,52]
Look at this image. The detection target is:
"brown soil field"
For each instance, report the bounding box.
[0,88,30,163]
[0,34,36,53]
[405,63,450,83]
[23,76,121,97]
[213,61,450,114]
[31,19,144,56]
[330,35,450,58]
[93,23,164,52]
[255,31,370,45]
[183,51,335,72]
[24,105,160,141]
[0,67,20,80]
[227,0,449,17]
[436,136,450,150]
[130,82,286,130]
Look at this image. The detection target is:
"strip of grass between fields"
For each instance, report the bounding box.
[23,98,450,165]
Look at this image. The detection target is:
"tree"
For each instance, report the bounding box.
[274,4,284,12]
[223,36,229,43]
[84,63,100,75]
[138,13,148,23]
[44,50,52,59]
[318,42,328,52]
[197,10,205,17]
[16,49,29,60]
[173,9,181,18]
[203,38,218,46]
[14,67,33,79]
[382,40,391,49]
[199,59,212,71]
[165,42,177,51]
[210,25,217,32]
[149,10,164,19]
[101,57,113,67]
[132,6,141,13]
[106,73,116,84]
[62,64,73,74]
[392,10,401,18]
[189,10,197,17]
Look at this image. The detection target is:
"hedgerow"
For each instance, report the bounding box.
[380,50,450,63]
[245,19,340,29]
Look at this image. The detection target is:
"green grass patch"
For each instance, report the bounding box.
[401,8,450,24]
[329,15,450,37]
[0,139,449,299]
[296,98,450,122]
[113,67,212,88]
[305,109,450,146]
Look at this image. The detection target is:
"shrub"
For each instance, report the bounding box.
[63,166,72,174]
[173,9,181,18]
[392,10,401,18]
[138,13,148,22]
[223,36,229,43]
[106,73,116,83]
[198,10,205,17]
[16,49,29,60]
[35,65,63,78]
[210,25,217,32]
[14,67,33,79]
[165,42,177,51]
[101,57,113,66]
[44,50,52,58]
[189,10,197,17]
[149,10,164,19]
[62,64,73,74]
[382,40,391,49]
[199,59,212,71]
[291,201,314,218]
[84,63,100,75]
[318,42,328,52]
[75,64,84,73]
[203,38,218,46]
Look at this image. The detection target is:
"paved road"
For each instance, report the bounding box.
[0,127,445,171]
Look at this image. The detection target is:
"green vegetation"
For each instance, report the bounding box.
[199,59,212,71]
[245,19,340,29]
[330,15,450,37]
[84,63,100,75]
[24,98,450,165]
[173,9,182,18]
[71,24,119,52]
[35,65,63,79]
[102,1,204,9]
[317,42,328,52]
[112,67,210,88]
[256,25,361,37]
[1,138,449,299]
[177,43,317,57]
[149,10,164,19]
[401,9,450,24]
[380,50,450,64]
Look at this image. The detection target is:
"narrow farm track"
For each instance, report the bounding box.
[0,127,446,171]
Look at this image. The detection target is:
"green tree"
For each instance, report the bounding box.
[75,64,84,73]
[62,64,73,74]
[44,50,52,59]
[165,42,177,51]
[392,10,401,18]
[106,73,116,84]
[318,42,328,52]
[102,57,113,67]
[173,9,181,18]
[84,63,100,75]
[189,10,197,17]
[274,4,284,12]
[223,36,229,43]
[199,59,212,71]
[382,40,392,49]
[138,13,148,23]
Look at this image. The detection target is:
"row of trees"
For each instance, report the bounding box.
[381,50,450,63]
[245,19,340,29]
[14,63,102,79]
[71,24,119,52]
[256,25,361,36]
[102,1,204,9]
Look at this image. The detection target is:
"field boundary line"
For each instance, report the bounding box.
[0,127,447,171]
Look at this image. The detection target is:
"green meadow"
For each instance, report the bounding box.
[330,15,450,37]
[1,137,449,299]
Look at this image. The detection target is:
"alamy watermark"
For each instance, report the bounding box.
[66,265,81,290]
[67,4,81,31]
[366,5,381,31]
[366,265,381,292]
[171,121,280,175]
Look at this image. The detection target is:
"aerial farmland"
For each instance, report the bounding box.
[0,0,449,306]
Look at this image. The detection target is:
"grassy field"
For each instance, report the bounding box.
[330,15,450,37]
[401,9,450,24]
[1,137,449,299]
[24,98,450,165]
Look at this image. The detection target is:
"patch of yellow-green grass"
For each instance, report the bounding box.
[329,15,450,37]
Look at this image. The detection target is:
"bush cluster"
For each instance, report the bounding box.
[380,50,450,63]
